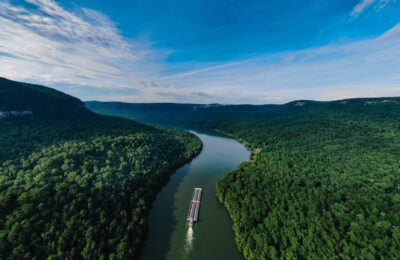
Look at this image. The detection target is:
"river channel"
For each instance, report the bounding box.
[140,129,250,260]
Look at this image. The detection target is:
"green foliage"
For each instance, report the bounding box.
[0,78,202,259]
[1,132,200,259]
[90,98,400,259]
[0,77,87,119]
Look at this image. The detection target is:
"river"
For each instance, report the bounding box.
[139,129,250,260]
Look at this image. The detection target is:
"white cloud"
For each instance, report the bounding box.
[0,0,166,92]
[378,0,397,9]
[351,0,397,16]
[0,0,399,104]
[352,0,375,16]
[162,23,400,104]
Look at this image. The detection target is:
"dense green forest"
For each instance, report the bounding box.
[88,99,400,259]
[0,78,202,259]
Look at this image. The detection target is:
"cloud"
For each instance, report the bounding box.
[0,0,399,104]
[378,0,397,8]
[0,0,227,105]
[351,0,397,16]
[352,0,375,16]
[163,23,400,104]
[0,0,166,93]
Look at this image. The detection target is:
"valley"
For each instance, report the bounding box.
[1,77,399,259]
[2,0,400,258]
[88,98,400,259]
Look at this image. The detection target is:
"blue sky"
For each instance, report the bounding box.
[0,0,399,103]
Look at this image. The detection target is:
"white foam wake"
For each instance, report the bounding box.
[185,226,194,255]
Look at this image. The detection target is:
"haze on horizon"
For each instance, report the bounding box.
[0,0,399,104]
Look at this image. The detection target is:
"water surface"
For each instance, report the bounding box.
[140,129,250,260]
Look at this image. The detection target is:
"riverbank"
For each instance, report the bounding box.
[133,131,203,259]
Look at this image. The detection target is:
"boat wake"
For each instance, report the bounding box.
[184,226,194,255]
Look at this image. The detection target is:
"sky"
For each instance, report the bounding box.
[0,0,399,104]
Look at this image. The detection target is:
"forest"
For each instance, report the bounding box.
[0,78,202,259]
[90,98,400,259]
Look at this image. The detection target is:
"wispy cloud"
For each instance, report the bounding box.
[0,0,166,92]
[351,0,397,16]
[352,0,375,16]
[0,0,222,103]
[378,0,398,8]
[0,0,399,104]
[163,23,400,104]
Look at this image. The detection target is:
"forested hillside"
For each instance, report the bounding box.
[0,78,202,259]
[89,98,400,259]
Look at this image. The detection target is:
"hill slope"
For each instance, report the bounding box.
[88,98,400,259]
[0,78,201,259]
[0,77,87,119]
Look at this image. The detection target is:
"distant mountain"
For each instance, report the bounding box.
[85,100,270,126]
[85,101,197,123]
[86,97,400,128]
[0,78,201,259]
